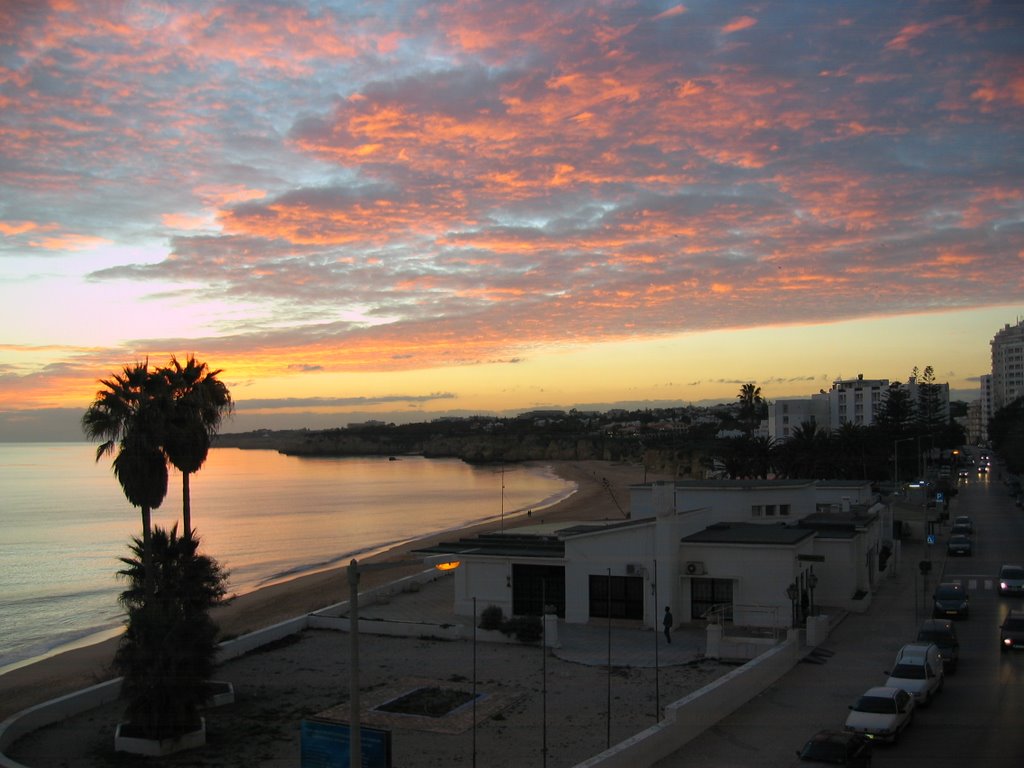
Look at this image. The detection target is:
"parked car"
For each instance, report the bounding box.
[952,515,974,533]
[794,730,872,766]
[946,534,973,556]
[844,686,915,743]
[916,618,960,671]
[885,643,944,705]
[933,582,969,619]
[1000,610,1024,652]
[998,564,1024,596]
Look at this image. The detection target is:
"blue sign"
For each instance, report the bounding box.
[936,492,944,502]
[926,534,936,545]
[301,718,392,768]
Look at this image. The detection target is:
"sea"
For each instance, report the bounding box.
[0,443,576,672]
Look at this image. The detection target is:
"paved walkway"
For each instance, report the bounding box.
[354,573,707,668]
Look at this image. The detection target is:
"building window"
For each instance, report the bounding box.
[765,504,777,516]
[751,505,763,517]
[588,574,643,620]
[780,504,791,516]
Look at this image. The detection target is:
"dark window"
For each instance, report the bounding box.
[511,564,565,617]
[691,578,733,621]
[588,574,644,620]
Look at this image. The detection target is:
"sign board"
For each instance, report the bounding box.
[927,534,936,545]
[936,492,945,503]
[300,718,392,768]
[797,555,825,562]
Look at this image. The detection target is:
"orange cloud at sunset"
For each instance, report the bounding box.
[0,1,1021,439]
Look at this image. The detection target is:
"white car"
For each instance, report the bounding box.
[845,685,915,742]
[884,643,944,705]
[998,564,1024,596]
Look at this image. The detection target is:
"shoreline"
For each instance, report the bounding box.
[0,459,655,722]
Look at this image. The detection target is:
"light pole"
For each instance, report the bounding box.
[894,436,916,489]
[807,571,818,617]
[786,582,798,628]
[347,556,461,768]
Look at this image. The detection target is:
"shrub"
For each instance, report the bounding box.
[501,615,543,643]
[479,604,504,630]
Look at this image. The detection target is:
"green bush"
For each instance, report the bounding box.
[479,604,504,630]
[501,615,543,643]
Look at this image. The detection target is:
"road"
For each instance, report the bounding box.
[654,467,1024,768]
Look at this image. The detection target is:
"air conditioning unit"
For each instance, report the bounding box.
[685,561,706,576]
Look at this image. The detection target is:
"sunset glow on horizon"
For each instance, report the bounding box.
[1,1,1022,438]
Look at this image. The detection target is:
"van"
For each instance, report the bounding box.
[884,643,944,705]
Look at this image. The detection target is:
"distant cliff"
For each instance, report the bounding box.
[214,423,706,477]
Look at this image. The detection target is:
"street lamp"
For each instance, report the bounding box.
[786,582,798,628]
[807,572,819,617]
[347,556,461,768]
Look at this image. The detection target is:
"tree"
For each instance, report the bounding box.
[875,381,916,438]
[116,526,228,740]
[989,397,1024,475]
[82,362,170,597]
[737,383,764,434]
[161,356,233,536]
[914,365,945,436]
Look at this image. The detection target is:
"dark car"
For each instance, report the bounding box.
[917,618,960,671]
[952,515,974,533]
[946,534,973,556]
[1000,611,1024,652]
[795,730,872,766]
[950,523,973,537]
[933,582,969,619]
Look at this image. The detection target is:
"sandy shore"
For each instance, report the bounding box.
[0,459,656,724]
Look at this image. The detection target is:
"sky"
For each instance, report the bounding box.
[1,1,1022,441]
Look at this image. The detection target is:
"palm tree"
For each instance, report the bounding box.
[82,362,170,596]
[737,382,764,434]
[161,356,233,536]
[116,525,228,740]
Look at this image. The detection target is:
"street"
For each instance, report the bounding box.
[654,468,1024,768]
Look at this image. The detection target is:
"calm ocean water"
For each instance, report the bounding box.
[0,443,574,671]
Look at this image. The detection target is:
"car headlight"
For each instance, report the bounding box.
[1001,582,1009,590]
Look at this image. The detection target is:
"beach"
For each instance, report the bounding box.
[0,459,656,724]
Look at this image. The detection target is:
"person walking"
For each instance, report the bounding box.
[663,606,673,643]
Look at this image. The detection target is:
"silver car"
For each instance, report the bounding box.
[999,564,1024,596]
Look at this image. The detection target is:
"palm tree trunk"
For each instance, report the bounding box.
[182,471,192,538]
[141,506,154,598]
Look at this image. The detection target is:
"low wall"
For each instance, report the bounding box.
[0,679,123,768]
[572,630,802,768]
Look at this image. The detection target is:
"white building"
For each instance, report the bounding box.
[766,396,830,442]
[828,375,889,428]
[991,319,1024,412]
[417,479,885,631]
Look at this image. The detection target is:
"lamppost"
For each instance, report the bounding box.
[894,436,916,489]
[786,582,798,628]
[347,556,461,768]
[807,572,819,617]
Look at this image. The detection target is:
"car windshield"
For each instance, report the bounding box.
[917,630,952,646]
[935,586,962,599]
[1001,568,1024,580]
[853,695,895,714]
[801,741,847,763]
[891,663,926,679]
[1003,618,1024,630]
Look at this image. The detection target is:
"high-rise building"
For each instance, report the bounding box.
[991,319,1024,412]
[828,375,889,427]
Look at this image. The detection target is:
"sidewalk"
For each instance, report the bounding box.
[652,537,928,767]
[356,572,707,668]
